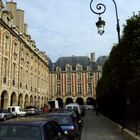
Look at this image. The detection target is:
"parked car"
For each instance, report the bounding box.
[8,106,26,117]
[0,109,14,121]
[24,106,41,115]
[65,103,81,115]
[64,109,83,129]
[48,112,79,140]
[0,118,66,140]
[84,105,93,110]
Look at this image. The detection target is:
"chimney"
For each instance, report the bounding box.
[91,52,96,62]
[16,9,24,33]
[6,1,17,26]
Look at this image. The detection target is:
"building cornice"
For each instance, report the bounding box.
[0,18,48,67]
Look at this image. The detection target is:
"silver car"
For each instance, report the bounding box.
[0,109,14,121]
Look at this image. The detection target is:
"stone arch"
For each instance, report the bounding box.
[18,94,23,108]
[41,97,44,107]
[44,97,47,105]
[24,94,29,108]
[76,97,84,105]
[38,96,40,107]
[56,98,63,108]
[34,96,37,106]
[1,90,8,109]
[86,97,95,105]
[10,92,17,106]
[66,97,73,105]
[30,95,33,106]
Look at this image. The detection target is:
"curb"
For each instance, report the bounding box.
[111,120,140,140]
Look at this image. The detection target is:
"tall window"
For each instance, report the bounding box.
[56,74,60,81]
[67,73,71,81]
[4,58,8,78]
[57,84,61,94]
[77,73,81,81]
[4,35,9,51]
[67,84,71,94]
[77,83,82,94]
[13,63,16,81]
[88,83,92,94]
[13,43,18,61]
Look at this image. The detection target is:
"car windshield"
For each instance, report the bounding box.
[0,124,42,140]
[48,115,72,126]
[0,110,8,113]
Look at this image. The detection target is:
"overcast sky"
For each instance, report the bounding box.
[3,0,140,62]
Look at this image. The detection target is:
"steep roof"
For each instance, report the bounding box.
[54,56,97,71]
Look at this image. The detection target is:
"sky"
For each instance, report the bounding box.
[3,0,140,62]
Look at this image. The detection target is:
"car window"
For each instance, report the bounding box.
[50,121,64,135]
[73,106,78,110]
[12,107,15,111]
[45,123,58,140]
[48,115,72,126]
[0,124,42,140]
[66,106,72,110]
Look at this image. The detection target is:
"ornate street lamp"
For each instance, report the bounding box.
[90,0,121,44]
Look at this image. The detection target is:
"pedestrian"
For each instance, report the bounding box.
[95,103,99,115]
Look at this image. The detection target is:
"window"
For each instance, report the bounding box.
[77,73,81,81]
[66,66,71,72]
[77,66,81,71]
[13,63,16,82]
[56,84,61,94]
[67,73,71,81]
[56,67,61,71]
[56,74,60,80]
[77,83,82,94]
[4,58,8,78]
[67,84,71,94]
[3,35,9,51]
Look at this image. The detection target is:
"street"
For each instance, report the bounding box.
[81,110,130,140]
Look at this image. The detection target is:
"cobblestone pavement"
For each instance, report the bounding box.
[81,110,130,140]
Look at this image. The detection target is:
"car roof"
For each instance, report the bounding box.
[66,103,79,106]
[48,112,73,116]
[0,118,51,126]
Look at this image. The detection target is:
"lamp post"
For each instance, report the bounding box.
[90,0,125,128]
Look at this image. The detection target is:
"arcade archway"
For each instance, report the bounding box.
[56,98,63,108]
[76,97,84,105]
[66,98,73,105]
[10,92,17,106]
[1,90,8,109]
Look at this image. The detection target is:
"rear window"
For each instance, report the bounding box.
[0,124,42,140]
[73,106,78,110]
[48,115,72,126]
[26,106,36,109]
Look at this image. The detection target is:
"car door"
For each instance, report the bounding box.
[44,123,60,140]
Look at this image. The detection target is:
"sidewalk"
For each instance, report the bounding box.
[81,110,140,140]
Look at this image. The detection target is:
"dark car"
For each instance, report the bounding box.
[0,118,66,140]
[0,109,14,121]
[48,112,79,140]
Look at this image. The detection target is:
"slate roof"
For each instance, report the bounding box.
[53,56,98,71]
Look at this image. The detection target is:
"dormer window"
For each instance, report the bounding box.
[76,65,82,71]
[56,67,61,71]
[66,66,71,72]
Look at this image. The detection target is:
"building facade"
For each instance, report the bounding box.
[49,53,102,107]
[0,0,49,109]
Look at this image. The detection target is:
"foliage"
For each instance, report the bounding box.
[96,13,140,100]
